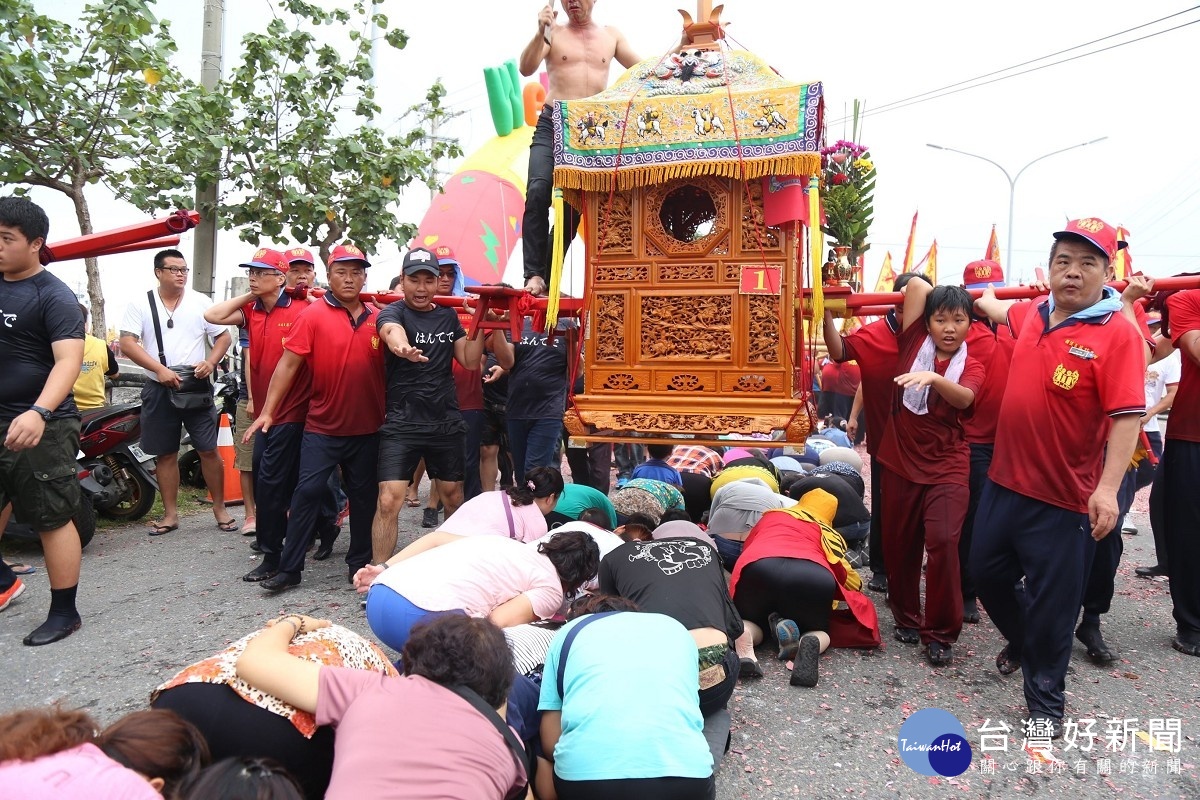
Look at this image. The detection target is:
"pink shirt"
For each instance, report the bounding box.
[0,744,160,800]
[439,490,548,543]
[317,669,522,800]
[374,535,565,619]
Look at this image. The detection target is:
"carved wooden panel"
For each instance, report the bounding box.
[595,264,649,283]
[608,412,761,434]
[595,293,626,362]
[597,191,634,254]
[720,370,786,393]
[721,262,741,283]
[748,295,781,363]
[654,370,718,393]
[642,176,731,257]
[711,235,731,256]
[591,369,652,391]
[656,262,716,282]
[639,294,731,360]
[644,239,664,257]
[739,180,782,252]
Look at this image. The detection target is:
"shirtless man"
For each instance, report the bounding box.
[519,0,639,296]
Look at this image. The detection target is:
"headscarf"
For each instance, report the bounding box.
[652,519,718,551]
[707,478,794,539]
[709,463,780,498]
[811,461,866,499]
[611,479,685,525]
[818,446,864,472]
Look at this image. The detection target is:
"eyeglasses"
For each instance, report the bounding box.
[158,267,190,275]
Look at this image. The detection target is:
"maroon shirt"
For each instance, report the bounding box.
[961,320,1014,445]
[840,315,901,456]
[875,322,984,486]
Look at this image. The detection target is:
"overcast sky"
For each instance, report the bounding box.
[28,0,1200,325]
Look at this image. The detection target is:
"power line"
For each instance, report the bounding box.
[827,10,1200,124]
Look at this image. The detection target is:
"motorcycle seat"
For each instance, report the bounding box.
[80,403,141,435]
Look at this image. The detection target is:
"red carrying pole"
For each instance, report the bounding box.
[40,210,200,265]
[84,235,182,259]
[843,276,1200,310]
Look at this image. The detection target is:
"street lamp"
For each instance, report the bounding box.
[926,137,1107,281]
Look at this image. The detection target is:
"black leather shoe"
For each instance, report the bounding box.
[868,573,888,593]
[313,541,334,561]
[243,564,278,583]
[24,614,82,646]
[249,541,263,553]
[261,572,301,593]
[1135,564,1167,578]
[893,627,919,644]
[1076,623,1116,664]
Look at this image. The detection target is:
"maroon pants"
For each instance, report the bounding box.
[881,471,968,645]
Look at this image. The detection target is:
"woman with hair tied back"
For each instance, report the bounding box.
[432,465,565,543]
[0,706,209,799]
[180,757,304,800]
[354,526,600,653]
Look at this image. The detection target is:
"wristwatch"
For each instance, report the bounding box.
[30,405,52,421]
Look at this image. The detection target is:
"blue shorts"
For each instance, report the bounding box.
[365,583,465,653]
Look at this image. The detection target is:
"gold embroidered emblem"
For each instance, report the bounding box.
[974,264,992,278]
[1052,363,1079,390]
[371,336,380,350]
[1076,218,1104,233]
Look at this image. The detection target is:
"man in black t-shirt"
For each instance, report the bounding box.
[490,318,573,481]
[370,247,486,562]
[0,197,87,646]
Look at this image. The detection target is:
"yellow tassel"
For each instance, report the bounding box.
[807,175,823,338]
[547,188,565,329]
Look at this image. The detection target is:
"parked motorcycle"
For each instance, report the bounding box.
[4,493,97,550]
[78,402,159,521]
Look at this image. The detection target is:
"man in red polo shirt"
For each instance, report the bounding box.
[957,259,1015,625]
[1160,287,1200,657]
[972,218,1145,735]
[247,243,386,591]
[206,247,313,583]
[823,272,932,593]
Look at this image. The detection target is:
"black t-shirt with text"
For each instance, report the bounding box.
[599,537,744,641]
[0,269,84,422]
[377,302,465,433]
[483,350,508,408]
[506,322,569,420]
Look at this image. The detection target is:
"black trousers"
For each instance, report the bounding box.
[868,456,887,574]
[554,775,715,800]
[1163,440,1200,642]
[959,443,994,602]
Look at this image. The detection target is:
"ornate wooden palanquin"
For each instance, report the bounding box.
[550,33,824,443]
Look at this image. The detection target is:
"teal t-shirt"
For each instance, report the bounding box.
[553,483,618,529]
[538,612,712,781]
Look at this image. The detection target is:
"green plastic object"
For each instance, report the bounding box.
[503,60,524,129]
[484,66,513,137]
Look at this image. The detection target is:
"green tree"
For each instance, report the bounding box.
[124,0,460,266]
[0,0,179,336]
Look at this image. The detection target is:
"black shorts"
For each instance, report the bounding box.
[0,417,82,532]
[481,404,507,447]
[140,381,219,455]
[378,429,465,483]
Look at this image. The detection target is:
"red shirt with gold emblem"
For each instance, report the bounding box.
[988,300,1145,514]
[840,315,901,456]
[1165,290,1200,443]
[241,291,311,426]
[962,320,1015,445]
[283,294,385,436]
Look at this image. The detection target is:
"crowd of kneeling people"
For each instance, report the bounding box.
[0,441,881,800]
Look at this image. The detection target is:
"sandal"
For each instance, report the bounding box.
[215,518,239,532]
[149,522,179,536]
[995,644,1021,675]
[405,497,420,508]
[3,561,36,575]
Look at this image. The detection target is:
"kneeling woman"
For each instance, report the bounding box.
[539,595,715,800]
[235,614,527,800]
[437,466,564,543]
[730,488,880,687]
[354,529,599,652]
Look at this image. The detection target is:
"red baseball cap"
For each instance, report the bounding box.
[327,243,371,268]
[1052,218,1127,262]
[433,244,458,266]
[286,247,315,266]
[963,259,1004,289]
[239,247,288,274]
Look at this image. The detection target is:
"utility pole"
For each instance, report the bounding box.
[192,0,225,298]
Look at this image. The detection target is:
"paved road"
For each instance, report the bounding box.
[1,501,1196,798]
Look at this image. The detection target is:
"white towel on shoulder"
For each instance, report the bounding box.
[902,335,968,415]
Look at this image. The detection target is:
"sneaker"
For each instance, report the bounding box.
[421,507,440,528]
[0,579,25,612]
[790,633,821,687]
[1120,524,1138,536]
[738,657,764,679]
[771,613,801,660]
[336,500,350,527]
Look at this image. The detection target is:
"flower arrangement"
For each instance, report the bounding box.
[820,139,876,257]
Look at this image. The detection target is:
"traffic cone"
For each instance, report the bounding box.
[206,411,244,506]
